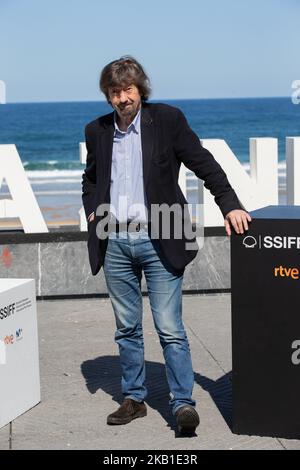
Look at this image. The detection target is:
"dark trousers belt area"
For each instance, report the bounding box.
[107,221,150,233]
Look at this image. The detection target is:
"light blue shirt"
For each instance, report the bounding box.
[109,109,148,223]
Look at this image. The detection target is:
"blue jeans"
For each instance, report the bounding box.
[102,228,196,415]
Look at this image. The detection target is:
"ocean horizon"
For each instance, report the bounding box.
[3,95,291,104]
[0,97,299,224]
[1,97,298,167]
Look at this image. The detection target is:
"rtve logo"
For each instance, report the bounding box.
[2,329,23,346]
[243,235,300,250]
[0,329,23,365]
[274,266,299,280]
[4,334,14,345]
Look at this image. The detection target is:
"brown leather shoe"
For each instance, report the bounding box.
[107,399,147,425]
[175,405,200,434]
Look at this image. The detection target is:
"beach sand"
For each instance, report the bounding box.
[0,218,79,230]
[0,186,82,230]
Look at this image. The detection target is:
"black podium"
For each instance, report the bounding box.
[231,205,300,439]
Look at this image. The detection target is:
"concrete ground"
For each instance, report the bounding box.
[1,293,300,450]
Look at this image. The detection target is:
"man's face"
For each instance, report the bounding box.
[108,84,141,122]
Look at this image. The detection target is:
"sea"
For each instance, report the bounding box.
[0,98,299,223]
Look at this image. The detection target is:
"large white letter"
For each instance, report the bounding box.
[198,138,278,226]
[286,137,300,205]
[0,145,48,232]
[79,138,279,229]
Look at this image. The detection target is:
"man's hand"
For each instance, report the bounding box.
[224,209,251,236]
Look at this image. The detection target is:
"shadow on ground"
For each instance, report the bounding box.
[81,356,232,437]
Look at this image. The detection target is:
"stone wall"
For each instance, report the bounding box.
[0,227,230,298]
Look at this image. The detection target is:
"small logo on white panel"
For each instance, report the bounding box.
[16,328,23,341]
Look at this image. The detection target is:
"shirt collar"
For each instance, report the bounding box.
[114,108,141,135]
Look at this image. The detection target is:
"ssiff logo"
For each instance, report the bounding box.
[243,236,257,248]
[243,235,300,250]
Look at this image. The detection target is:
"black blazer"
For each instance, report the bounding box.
[82,102,243,275]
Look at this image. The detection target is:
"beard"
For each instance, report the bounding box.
[117,102,139,121]
[119,103,134,114]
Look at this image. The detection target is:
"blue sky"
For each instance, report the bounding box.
[0,0,298,102]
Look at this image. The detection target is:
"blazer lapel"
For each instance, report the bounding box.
[98,113,114,202]
[141,105,154,189]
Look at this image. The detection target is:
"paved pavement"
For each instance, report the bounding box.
[1,293,300,450]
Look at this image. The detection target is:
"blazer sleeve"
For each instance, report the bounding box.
[172,108,245,218]
[82,125,97,220]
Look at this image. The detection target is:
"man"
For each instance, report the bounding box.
[82,56,251,435]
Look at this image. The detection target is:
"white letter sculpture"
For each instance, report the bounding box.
[79,137,279,229]
[0,145,48,233]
